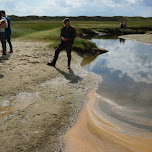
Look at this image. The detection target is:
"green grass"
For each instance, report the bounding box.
[11,20,152,53]
[20,28,61,41]
[11,21,62,38]
[73,38,97,52]
[12,20,152,39]
[72,21,152,29]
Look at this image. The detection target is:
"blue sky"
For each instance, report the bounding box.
[0,0,152,17]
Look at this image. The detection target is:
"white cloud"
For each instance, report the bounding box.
[0,0,152,16]
[126,0,136,3]
[13,2,42,15]
[65,0,87,8]
[3,0,15,2]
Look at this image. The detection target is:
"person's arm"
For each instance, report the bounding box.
[68,27,76,41]
[61,27,69,42]
[60,27,66,41]
[4,17,8,28]
[0,21,7,28]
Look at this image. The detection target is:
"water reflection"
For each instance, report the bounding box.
[82,38,152,134]
[80,55,99,66]
[119,38,126,44]
[86,38,152,84]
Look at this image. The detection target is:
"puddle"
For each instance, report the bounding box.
[0,92,40,120]
[67,38,152,151]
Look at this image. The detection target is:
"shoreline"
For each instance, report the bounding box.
[119,33,152,45]
[64,86,152,152]
[0,40,101,152]
[63,33,152,152]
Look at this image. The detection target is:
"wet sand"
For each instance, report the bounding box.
[64,87,152,152]
[0,40,100,152]
[119,33,152,45]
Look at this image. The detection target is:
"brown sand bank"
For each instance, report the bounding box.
[0,40,100,152]
[64,87,152,152]
[119,33,152,45]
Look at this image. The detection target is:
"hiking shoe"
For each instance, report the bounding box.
[8,51,13,53]
[47,62,55,67]
[67,66,70,69]
[3,52,7,55]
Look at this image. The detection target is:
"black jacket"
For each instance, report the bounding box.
[60,25,76,46]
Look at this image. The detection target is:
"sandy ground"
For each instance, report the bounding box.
[1,33,151,152]
[119,33,152,45]
[0,40,100,152]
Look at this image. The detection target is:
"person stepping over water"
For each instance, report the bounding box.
[47,18,76,69]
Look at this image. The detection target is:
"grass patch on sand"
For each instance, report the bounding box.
[73,38,97,52]
[12,21,99,54]
[49,37,97,54]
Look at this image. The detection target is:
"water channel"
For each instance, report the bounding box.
[83,38,152,135]
[65,37,152,152]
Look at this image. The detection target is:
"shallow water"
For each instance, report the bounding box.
[65,38,152,152]
[84,38,152,135]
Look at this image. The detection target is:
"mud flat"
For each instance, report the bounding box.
[0,40,101,152]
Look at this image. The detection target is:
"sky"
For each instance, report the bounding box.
[0,0,152,17]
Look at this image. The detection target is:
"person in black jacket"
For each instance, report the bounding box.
[48,18,76,69]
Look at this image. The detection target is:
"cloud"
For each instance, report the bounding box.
[142,0,152,6]
[65,0,87,8]
[3,0,15,2]
[13,2,40,15]
[0,0,152,17]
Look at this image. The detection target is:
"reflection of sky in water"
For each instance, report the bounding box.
[83,39,152,125]
[90,39,152,84]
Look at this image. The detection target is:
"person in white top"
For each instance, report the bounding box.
[0,11,7,55]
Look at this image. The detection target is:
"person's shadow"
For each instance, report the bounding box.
[0,54,10,79]
[0,54,10,63]
[55,67,83,83]
[0,74,4,79]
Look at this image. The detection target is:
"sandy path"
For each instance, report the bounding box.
[0,40,100,152]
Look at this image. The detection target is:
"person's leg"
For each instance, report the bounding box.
[66,47,72,68]
[6,32,13,53]
[48,44,64,66]
[1,32,6,55]
[0,33,2,53]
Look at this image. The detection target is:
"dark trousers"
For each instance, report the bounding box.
[52,44,72,66]
[5,32,13,52]
[0,32,6,54]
